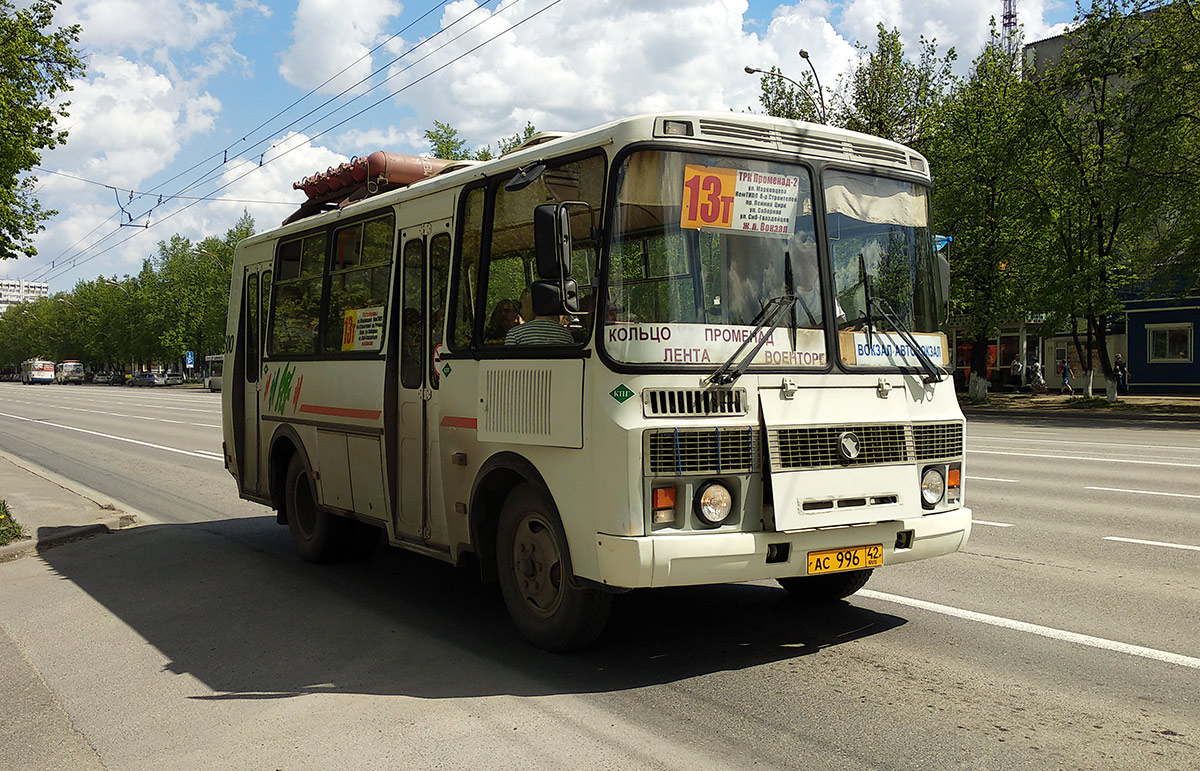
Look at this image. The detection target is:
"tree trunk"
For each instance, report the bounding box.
[968,371,990,401]
[1105,376,1117,403]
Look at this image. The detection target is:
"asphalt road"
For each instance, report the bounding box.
[0,382,1197,769]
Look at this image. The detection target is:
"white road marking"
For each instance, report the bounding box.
[968,476,1018,483]
[2,399,220,428]
[1103,536,1200,553]
[972,436,1200,452]
[1084,486,1200,500]
[860,590,1200,670]
[0,410,222,461]
[969,449,1200,469]
[972,520,1015,528]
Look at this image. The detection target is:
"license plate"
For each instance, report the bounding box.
[807,544,883,575]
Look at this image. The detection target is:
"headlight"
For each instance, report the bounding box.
[694,482,733,526]
[921,467,945,507]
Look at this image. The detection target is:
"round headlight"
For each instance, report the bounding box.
[921,467,946,506]
[695,482,733,526]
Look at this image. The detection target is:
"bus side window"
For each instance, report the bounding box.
[271,233,325,355]
[325,214,394,353]
[400,238,424,389]
[246,272,259,381]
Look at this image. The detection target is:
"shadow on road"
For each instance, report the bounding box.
[38,518,906,700]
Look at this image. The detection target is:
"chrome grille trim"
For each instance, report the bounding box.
[643,388,747,417]
[913,422,965,460]
[767,424,915,471]
[645,427,759,476]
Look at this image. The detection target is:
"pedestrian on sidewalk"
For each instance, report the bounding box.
[1060,359,1074,395]
[1114,354,1128,394]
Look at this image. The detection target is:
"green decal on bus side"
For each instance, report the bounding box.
[610,384,635,403]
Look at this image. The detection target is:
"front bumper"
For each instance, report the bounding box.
[593,508,971,589]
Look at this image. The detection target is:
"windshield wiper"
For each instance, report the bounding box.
[704,293,796,386]
[868,296,946,384]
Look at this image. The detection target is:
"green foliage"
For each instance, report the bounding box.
[840,24,957,147]
[0,499,24,546]
[0,213,253,373]
[755,67,825,123]
[426,120,538,161]
[926,26,1040,374]
[0,0,86,260]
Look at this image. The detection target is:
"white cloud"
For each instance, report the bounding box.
[62,0,235,53]
[278,0,406,95]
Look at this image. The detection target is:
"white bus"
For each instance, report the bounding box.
[21,358,56,385]
[203,354,223,392]
[55,360,85,384]
[222,112,971,650]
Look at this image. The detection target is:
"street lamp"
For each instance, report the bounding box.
[798,50,829,125]
[104,279,135,379]
[744,60,828,124]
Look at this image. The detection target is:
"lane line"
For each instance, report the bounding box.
[0,410,222,462]
[860,590,1200,670]
[1103,536,1200,553]
[969,449,1200,469]
[968,476,1018,483]
[971,436,1200,453]
[1084,486,1200,500]
[972,520,1015,528]
[1,400,220,428]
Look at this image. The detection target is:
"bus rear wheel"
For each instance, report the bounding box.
[284,453,345,563]
[777,569,873,602]
[497,484,611,652]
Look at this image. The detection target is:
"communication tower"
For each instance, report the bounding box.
[1002,0,1020,57]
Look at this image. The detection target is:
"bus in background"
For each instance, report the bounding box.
[222,112,970,651]
[55,360,85,384]
[21,358,55,385]
[203,354,223,392]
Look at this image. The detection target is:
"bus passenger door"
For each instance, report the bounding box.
[241,264,270,495]
[394,223,452,545]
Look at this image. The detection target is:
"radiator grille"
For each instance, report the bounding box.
[643,388,747,417]
[913,422,964,460]
[768,424,914,471]
[484,367,552,436]
[646,427,759,476]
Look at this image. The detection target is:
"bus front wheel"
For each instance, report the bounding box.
[497,484,611,652]
[284,453,345,563]
[777,569,873,602]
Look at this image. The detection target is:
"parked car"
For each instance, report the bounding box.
[93,372,112,384]
[110,373,128,385]
[164,371,184,386]
[128,371,166,387]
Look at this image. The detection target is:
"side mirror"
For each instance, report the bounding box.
[533,204,568,279]
[531,279,579,315]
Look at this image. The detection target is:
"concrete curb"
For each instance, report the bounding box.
[0,449,153,561]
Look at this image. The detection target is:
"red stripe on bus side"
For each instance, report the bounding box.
[440,416,478,429]
[298,404,382,420]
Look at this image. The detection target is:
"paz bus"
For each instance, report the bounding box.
[222,112,971,650]
[21,358,55,385]
[55,360,85,384]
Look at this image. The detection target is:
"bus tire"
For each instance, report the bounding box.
[497,483,611,652]
[284,453,345,563]
[777,569,873,602]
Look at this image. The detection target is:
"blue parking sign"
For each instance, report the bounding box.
[186,351,194,368]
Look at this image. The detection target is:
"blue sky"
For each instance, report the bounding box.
[10,0,1077,293]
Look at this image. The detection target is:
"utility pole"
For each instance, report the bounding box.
[1002,0,1019,59]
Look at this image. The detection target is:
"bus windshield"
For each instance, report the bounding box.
[605,150,827,369]
[824,169,945,369]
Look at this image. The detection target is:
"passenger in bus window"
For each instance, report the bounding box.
[506,288,574,346]
[484,299,522,344]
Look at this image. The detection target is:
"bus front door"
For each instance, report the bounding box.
[394,225,452,546]
[240,264,270,495]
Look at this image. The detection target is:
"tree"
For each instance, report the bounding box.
[0,0,85,260]
[425,120,538,161]
[927,26,1041,401]
[1026,0,1167,397]
[839,24,957,148]
[753,66,825,124]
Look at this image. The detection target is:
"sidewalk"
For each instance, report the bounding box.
[0,450,138,562]
[959,391,1200,421]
